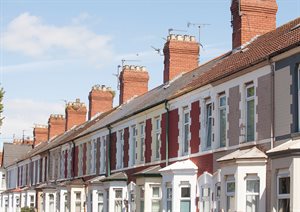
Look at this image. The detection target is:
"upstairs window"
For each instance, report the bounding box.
[245,85,255,142]
[154,117,161,160]
[218,95,227,148]
[117,130,124,169]
[140,123,145,163]
[78,144,83,176]
[101,136,106,174]
[182,107,190,156]
[131,125,137,166]
[205,102,213,150]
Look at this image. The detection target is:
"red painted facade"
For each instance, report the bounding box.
[190,154,213,177]
[145,118,152,163]
[190,100,200,154]
[123,127,129,168]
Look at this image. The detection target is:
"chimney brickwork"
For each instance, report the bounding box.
[33,124,48,146]
[88,85,114,120]
[65,98,87,130]
[163,34,199,83]
[119,65,149,105]
[48,114,66,139]
[231,0,278,49]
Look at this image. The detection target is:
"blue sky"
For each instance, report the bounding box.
[0,0,299,146]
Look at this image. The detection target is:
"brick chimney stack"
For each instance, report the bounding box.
[163,34,199,84]
[65,98,87,130]
[33,124,48,146]
[231,0,278,49]
[119,65,149,105]
[48,114,66,139]
[88,85,114,120]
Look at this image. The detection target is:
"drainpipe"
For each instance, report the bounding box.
[268,57,275,149]
[71,141,76,179]
[106,125,112,176]
[164,100,170,166]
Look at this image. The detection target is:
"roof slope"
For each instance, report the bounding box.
[217,146,267,162]
[2,143,32,168]
[267,138,300,154]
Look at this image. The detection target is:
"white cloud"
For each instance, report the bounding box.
[1,12,114,65]
[1,99,64,141]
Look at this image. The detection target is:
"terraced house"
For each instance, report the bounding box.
[1,0,300,211]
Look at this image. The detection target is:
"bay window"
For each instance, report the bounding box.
[245,85,255,142]
[277,175,290,212]
[75,192,81,212]
[167,187,172,212]
[151,186,161,212]
[215,183,221,212]
[180,186,191,212]
[49,194,55,212]
[182,107,190,156]
[201,186,210,212]
[218,95,226,148]
[140,186,145,212]
[98,192,104,212]
[246,178,260,212]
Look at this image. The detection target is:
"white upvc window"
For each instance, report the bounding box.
[131,125,137,166]
[166,187,172,212]
[218,94,227,148]
[29,195,35,208]
[154,117,161,160]
[117,130,124,169]
[180,186,191,212]
[64,193,69,212]
[182,106,190,156]
[246,177,260,212]
[215,183,221,212]
[140,186,145,212]
[205,101,213,150]
[49,194,55,212]
[226,178,235,212]
[245,84,255,142]
[101,136,107,174]
[201,186,211,212]
[114,189,123,212]
[277,174,290,212]
[75,192,81,212]
[139,122,145,163]
[151,186,161,212]
[106,189,109,212]
[78,144,83,176]
[97,192,104,212]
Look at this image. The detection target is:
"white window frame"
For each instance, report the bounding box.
[75,191,81,211]
[154,116,161,161]
[97,191,104,212]
[101,136,106,174]
[205,101,213,150]
[139,186,145,212]
[182,106,190,156]
[245,176,260,212]
[180,185,191,212]
[139,122,145,163]
[151,186,161,212]
[117,130,124,169]
[67,148,72,178]
[114,189,123,212]
[245,84,255,142]
[277,173,290,212]
[130,125,137,166]
[218,94,227,148]
[226,179,235,212]
[200,185,211,212]
[166,187,172,212]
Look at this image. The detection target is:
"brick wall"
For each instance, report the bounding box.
[145,118,152,163]
[65,99,87,131]
[190,101,201,154]
[48,114,65,140]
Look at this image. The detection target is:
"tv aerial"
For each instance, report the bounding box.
[168,28,187,35]
[114,57,141,90]
[187,22,210,50]
[151,46,163,56]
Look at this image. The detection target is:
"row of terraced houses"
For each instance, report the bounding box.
[1,0,300,212]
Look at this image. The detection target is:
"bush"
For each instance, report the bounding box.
[21,206,35,212]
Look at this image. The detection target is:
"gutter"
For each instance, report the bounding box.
[106,125,112,177]
[164,100,170,166]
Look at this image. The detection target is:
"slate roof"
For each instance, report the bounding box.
[2,143,33,168]
[7,17,300,164]
[217,146,267,162]
[159,159,198,172]
[267,138,300,155]
[134,165,162,176]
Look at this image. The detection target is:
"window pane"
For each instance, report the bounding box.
[180,200,190,212]
[227,182,235,193]
[219,107,226,147]
[220,96,226,106]
[184,112,189,123]
[227,196,235,212]
[247,87,255,97]
[167,188,172,199]
[247,180,259,193]
[202,187,210,197]
[246,99,255,141]
[167,201,172,212]
[114,200,122,212]
[206,104,212,148]
[98,193,103,202]
[98,203,103,212]
[152,187,160,198]
[115,190,122,199]
[184,124,189,153]
[181,187,190,198]
[152,200,160,212]
[140,200,144,212]
[279,177,290,194]
[278,199,290,212]
[246,195,259,212]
